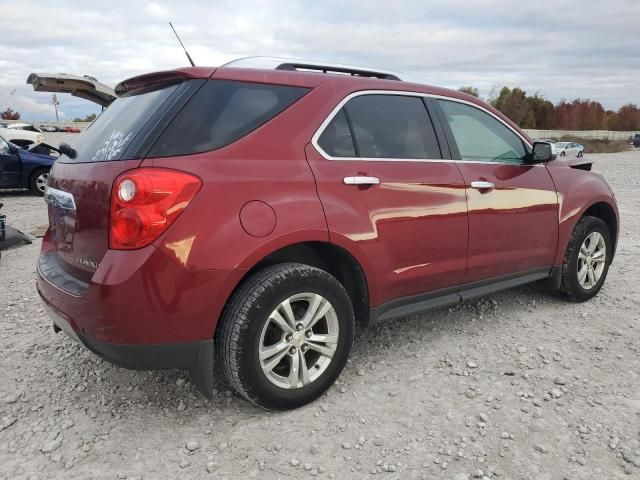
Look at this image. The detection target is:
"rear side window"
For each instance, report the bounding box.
[318,94,441,159]
[317,110,356,157]
[150,80,309,157]
[438,100,526,163]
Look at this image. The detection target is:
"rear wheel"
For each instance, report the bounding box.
[217,263,355,410]
[577,150,583,158]
[30,168,50,196]
[560,151,566,157]
[559,216,612,302]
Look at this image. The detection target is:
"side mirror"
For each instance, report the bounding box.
[529,141,555,163]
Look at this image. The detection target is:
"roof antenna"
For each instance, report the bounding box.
[169,22,195,67]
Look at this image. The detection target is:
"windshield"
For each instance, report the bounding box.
[58,82,181,163]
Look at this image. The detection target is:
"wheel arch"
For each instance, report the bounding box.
[216,241,371,339]
[582,201,618,256]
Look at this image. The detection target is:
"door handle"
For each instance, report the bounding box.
[343,176,380,186]
[470,181,495,191]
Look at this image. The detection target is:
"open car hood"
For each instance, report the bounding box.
[26,73,116,107]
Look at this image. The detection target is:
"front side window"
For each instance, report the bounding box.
[438,100,526,163]
[0,137,10,155]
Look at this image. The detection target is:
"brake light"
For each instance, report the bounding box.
[109,168,201,250]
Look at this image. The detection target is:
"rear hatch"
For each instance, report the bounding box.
[44,76,206,282]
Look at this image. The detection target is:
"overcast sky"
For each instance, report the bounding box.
[1,0,638,121]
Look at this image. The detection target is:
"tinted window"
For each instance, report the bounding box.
[438,100,526,163]
[150,80,309,157]
[60,82,180,163]
[317,110,356,157]
[344,95,441,159]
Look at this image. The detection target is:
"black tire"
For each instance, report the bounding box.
[217,263,355,410]
[577,151,583,158]
[559,216,612,302]
[560,151,566,157]
[29,168,50,196]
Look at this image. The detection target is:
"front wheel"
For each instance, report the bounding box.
[577,151,583,158]
[30,168,50,196]
[217,263,355,410]
[559,216,612,302]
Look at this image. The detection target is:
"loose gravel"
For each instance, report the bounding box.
[1,150,639,479]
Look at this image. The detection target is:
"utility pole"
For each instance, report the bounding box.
[52,94,59,123]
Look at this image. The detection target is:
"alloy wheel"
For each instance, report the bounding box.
[259,292,339,389]
[577,231,606,290]
[36,172,49,194]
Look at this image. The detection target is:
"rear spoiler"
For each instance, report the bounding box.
[114,67,216,96]
[27,73,116,107]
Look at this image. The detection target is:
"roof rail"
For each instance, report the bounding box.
[221,56,402,81]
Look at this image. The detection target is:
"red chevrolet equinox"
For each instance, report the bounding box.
[37,57,619,409]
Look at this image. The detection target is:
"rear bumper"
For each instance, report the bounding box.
[40,295,215,396]
[36,240,246,397]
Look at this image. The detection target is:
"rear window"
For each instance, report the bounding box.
[60,82,181,163]
[149,80,309,157]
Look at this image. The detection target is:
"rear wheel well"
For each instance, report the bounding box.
[582,202,617,253]
[240,242,370,326]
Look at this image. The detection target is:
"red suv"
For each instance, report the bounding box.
[37,58,618,409]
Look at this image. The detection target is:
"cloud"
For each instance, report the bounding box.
[1,0,638,120]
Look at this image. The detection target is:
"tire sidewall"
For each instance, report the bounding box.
[565,217,612,300]
[237,268,354,409]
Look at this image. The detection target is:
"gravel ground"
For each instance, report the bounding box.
[1,150,639,480]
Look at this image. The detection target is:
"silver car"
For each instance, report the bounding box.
[555,141,584,157]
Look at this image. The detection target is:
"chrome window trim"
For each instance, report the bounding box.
[310,89,537,166]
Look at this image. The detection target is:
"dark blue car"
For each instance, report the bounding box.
[0,134,56,195]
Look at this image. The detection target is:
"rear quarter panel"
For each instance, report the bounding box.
[546,161,619,265]
[143,80,337,272]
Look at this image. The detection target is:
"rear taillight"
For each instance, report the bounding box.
[109,168,201,250]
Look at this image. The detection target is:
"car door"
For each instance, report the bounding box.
[0,136,21,187]
[306,92,469,307]
[434,98,559,283]
[566,143,576,156]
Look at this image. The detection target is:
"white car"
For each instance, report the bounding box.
[555,141,584,158]
[0,125,45,149]
[5,122,44,133]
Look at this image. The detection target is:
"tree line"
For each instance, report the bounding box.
[458,86,640,131]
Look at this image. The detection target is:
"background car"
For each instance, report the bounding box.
[555,141,584,157]
[633,133,640,147]
[40,125,59,132]
[63,126,81,133]
[0,134,55,195]
[0,125,45,149]
[5,122,44,133]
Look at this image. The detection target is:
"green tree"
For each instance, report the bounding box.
[458,86,479,97]
[72,113,97,122]
[526,94,554,129]
[490,87,535,128]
